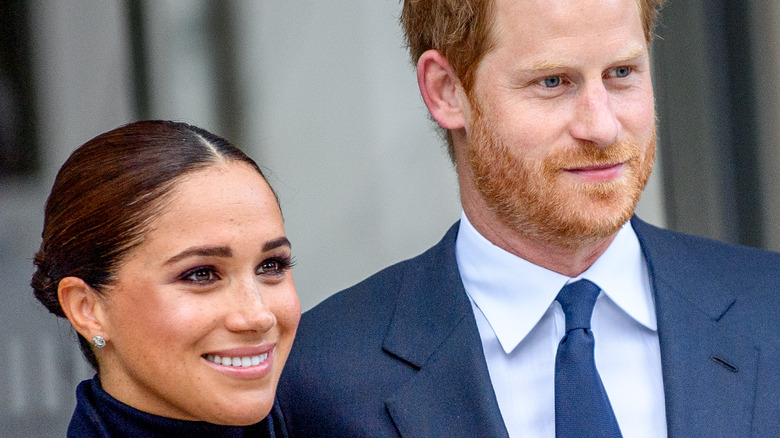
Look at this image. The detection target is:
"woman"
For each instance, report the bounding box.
[31,120,300,437]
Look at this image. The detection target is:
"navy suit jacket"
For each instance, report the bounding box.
[277,217,780,437]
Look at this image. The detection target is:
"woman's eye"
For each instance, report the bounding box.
[258,260,282,275]
[541,76,562,88]
[257,256,293,276]
[182,267,218,283]
[612,66,631,78]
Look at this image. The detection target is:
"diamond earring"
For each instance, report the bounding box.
[92,335,106,349]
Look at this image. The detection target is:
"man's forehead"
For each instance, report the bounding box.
[490,0,643,34]
[488,0,646,54]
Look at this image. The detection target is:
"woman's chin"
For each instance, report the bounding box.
[203,401,274,426]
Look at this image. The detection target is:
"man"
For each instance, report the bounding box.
[277,0,780,436]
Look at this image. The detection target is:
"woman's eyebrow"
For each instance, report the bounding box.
[263,237,291,252]
[164,246,232,265]
[164,237,290,265]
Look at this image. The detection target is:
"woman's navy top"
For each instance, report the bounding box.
[67,376,288,437]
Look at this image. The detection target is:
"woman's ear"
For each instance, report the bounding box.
[58,277,107,342]
[416,49,469,130]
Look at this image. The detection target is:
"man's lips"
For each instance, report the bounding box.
[564,162,625,182]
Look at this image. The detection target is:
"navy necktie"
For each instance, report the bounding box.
[555,279,622,438]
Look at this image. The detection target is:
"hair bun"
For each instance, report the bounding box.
[31,250,66,318]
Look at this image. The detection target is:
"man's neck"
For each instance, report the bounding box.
[462,203,618,278]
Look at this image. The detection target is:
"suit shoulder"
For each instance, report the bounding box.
[633,217,780,315]
[302,223,460,333]
[633,217,780,268]
[314,256,411,309]
[302,251,421,332]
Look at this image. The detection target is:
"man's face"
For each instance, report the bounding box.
[463,0,656,249]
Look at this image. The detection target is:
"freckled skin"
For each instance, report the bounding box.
[96,162,300,425]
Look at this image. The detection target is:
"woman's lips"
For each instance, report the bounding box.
[202,345,275,378]
[204,352,269,367]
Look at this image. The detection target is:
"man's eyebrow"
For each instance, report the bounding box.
[523,46,648,72]
[165,246,232,265]
[610,46,648,63]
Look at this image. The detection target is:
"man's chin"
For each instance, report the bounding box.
[502,194,637,250]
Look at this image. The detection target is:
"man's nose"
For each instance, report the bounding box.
[568,81,621,147]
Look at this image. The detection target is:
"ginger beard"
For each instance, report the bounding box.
[467,101,656,250]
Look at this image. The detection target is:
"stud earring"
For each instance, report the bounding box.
[92,335,106,349]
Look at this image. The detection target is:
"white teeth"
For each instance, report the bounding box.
[205,353,269,367]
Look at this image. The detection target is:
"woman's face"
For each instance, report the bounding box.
[96,161,300,425]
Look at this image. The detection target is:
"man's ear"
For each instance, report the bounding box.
[417,49,469,130]
[58,276,107,342]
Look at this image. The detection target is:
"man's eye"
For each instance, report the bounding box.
[183,267,217,283]
[613,66,631,78]
[541,76,562,88]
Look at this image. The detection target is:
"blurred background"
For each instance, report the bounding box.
[1,0,779,435]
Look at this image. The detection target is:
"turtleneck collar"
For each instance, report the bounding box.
[68,376,286,438]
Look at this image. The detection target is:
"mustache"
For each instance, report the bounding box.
[543,138,645,170]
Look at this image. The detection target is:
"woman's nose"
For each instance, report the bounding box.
[223,279,276,333]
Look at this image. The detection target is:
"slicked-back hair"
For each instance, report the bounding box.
[31,120,274,370]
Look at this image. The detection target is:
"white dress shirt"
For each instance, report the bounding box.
[455,212,666,437]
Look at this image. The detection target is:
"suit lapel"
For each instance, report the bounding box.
[381,223,509,438]
[633,218,760,436]
[652,275,759,436]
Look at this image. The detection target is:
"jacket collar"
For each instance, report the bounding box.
[632,216,761,436]
[382,222,509,438]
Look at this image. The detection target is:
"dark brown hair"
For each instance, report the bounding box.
[31,120,273,370]
[400,0,665,159]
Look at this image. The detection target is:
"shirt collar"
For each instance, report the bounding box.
[455,212,656,354]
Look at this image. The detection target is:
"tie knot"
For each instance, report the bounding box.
[556,279,601,332]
